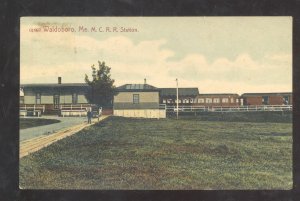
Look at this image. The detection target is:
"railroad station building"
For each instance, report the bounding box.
[20,77,292,117]
[113,83,166,118]
[20,77,90,115]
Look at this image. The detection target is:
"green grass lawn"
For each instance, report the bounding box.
[19,116,292,189]
[20,118,61,129]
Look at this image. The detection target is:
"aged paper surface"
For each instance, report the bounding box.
[20,17,292,189]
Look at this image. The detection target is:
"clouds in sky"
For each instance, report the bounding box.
[21,18,292,94]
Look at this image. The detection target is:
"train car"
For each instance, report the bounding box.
[159,88,199,106]
[193,93,240,107]
[241,92,292,105]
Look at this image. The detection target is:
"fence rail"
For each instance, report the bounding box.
[159,104,167,110]
[60,104,90,117]
[166,105,292,113]
[19,105,45,117]
[60,104,91,111]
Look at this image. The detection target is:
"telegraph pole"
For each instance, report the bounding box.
[176,78,179,120]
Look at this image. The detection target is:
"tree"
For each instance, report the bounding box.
[84,61,117,107]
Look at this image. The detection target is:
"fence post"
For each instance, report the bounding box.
[80,104,82,117]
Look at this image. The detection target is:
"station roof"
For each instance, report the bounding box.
[159,88,199,97]
[241,92,292,97]
[197,93,239,97]
[20,83,89,92]
[116,84,159,92]
[21,83,89,88]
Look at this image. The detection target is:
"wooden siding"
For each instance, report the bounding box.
[114,109,166,118]
[114,91,159,110]
[114,91,159,103]
[114,102,159,109]
[24,95,35,104]
[24,93,88,104]
[41,95,54,104]
[77,94,88,104]
[60,95,72,104]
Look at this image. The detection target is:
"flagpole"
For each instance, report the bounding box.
[176,78,179,120]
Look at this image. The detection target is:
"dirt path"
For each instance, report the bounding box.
[20,115,90,141]
[20,115,109,158]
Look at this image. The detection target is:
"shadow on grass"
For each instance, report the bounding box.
[20,118,61,129]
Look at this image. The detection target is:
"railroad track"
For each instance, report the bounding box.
[20,115,109,158]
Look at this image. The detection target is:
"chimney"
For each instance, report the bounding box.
[58,77,62,84]
[144,78,146,85]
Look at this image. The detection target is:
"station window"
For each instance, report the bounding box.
[36,93,41,104]
[133,94,139,104]
[222,98,229,103]
[283,96,289,105]
[213,98,220,103]
[168,99,174,103]
[198,98,205,103]
[206,98,212,103]
[262,96,269,105]
[231,98,234,103]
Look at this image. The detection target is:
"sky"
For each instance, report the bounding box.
[20,17,292,94]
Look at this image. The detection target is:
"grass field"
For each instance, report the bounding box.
[19,115,292,189]
[20,118,61,129]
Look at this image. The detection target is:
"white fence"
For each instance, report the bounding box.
[166,105,292,113]
[60,104,90,117]
[159,104,167,110]
[20,105,45,117]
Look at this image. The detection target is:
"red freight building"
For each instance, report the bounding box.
[241,93,292,105]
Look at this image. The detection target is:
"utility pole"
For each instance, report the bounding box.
[176,78,179,120]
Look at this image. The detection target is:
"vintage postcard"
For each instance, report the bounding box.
[19,17,292,189]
